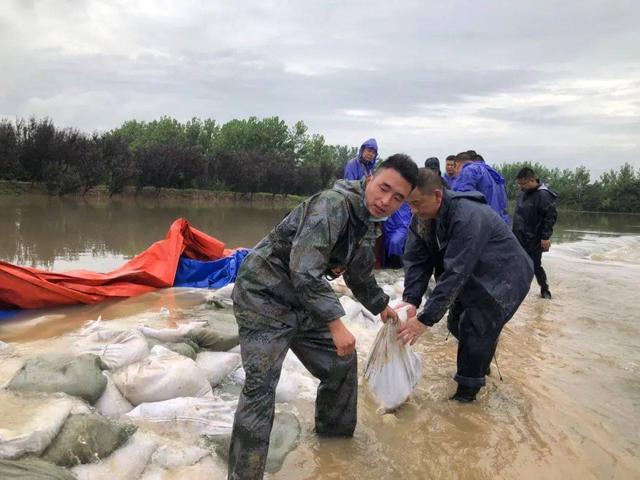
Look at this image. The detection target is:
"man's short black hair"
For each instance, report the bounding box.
[516,167,536,180]
[415,167,444,194]
[376,154,418,189]
[424,157,441,174]
[453,151,473,164]
[446,155,456,162]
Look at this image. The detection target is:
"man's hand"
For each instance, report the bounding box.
[393,302,417,320]
[541,239,551,252]
[380,306,400,324]
[396,316,428,346]
[328,319,356,357]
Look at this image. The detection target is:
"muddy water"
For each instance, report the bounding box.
[1,194,639,479]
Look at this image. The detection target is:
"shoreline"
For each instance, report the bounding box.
[1,180,639,215]
[0,181,303,208]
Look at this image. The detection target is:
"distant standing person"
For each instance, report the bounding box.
[443,155,457,188]
[512,167,558,299]
[343,138,378,179]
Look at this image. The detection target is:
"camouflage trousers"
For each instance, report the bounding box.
[228,308,357,480]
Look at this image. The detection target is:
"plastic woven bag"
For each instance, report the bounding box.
[363,309,422,412]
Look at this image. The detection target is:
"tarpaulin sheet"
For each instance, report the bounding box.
[0,218,230,310]
[174,249,250,288]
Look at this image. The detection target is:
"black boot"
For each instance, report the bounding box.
[541,288,552,299]
[449,384,480,403]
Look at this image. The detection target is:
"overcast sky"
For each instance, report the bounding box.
[1,0,639,177]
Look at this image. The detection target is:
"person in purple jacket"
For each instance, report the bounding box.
[343,138,378,179]
[453,151,510,224]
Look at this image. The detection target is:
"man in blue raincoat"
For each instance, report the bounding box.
[343,139,412,267]
[453,151,510,224]
[343,138,379,179]
[397,168,533,403]
[442,155,457,189]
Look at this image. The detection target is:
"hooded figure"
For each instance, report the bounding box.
[229,156,417,480]
[454,160,510,224]
[398,169,533,402]
[512,169,558,298]
[343,138,378,180]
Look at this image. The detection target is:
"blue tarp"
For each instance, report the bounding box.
[173,249,251,289]
[0,309,20,321]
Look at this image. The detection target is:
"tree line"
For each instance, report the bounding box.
[0,116,638,213]
[0,116,355,197]
[496,161,640,214]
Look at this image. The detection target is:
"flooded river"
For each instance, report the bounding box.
[1,194,639,479]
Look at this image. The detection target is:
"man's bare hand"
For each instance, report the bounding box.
[328,319,356,356]
[394,302,417,320]
[380,306,399,324]
[541,239,551,252]
[396,316,428,346]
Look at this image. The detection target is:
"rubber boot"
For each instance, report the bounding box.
[449,384,480,403]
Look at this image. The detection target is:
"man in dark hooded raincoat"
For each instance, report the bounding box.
[228,155,418,479]
[512,167,558,299]
[396,168,533,402]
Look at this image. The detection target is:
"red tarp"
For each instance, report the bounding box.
[0,218,229,310]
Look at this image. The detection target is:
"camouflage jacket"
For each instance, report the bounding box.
[232,179,389,329]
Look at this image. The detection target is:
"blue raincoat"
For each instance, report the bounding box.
[454,162,510,224]
[343,138,378,180]
[383,203,412,259]
[442,173,457,189]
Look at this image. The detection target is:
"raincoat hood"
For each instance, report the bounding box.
[359,138,379,163]
[332,178,371,223]
[484,164,506,185]
[537,182,558,198]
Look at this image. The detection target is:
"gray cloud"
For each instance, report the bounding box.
[1,0,639,176]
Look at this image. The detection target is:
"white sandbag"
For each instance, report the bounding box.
[330,276,352,296]
[125,397,236,437]
[140,455,225,480]
[149,441,209,469]
[212,283,235,300]
[195,352,241,387]
[94,372,133,418]
[137,322,207,342]
[363,308,422,412]
[72,431,158,480]
[112,346,212,406]
[0,391,72,459]
[72,329,149,370]
[229,366,301,403]
[382,284,396,299]
[339,296,379,328]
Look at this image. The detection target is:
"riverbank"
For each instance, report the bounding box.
[0,181,304,208]
[2,180,639,215]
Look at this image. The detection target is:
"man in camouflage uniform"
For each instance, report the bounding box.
[228,155,418,479]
